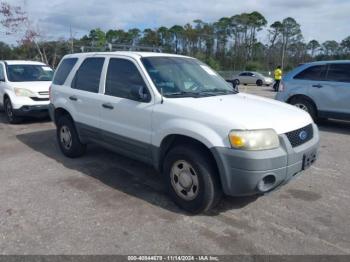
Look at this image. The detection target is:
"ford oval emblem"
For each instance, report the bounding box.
[299,130,308,140]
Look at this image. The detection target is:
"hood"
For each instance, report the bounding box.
[7,81,51,92]
[165,92,313,134]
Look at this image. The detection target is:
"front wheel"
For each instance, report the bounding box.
[290,97,317,121]
[163,145,222,214]
[56,115,86,158]
[256,79,263,86]
[4,98,22,124]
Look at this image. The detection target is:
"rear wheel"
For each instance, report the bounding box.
[4,98,22,124]
[163,145,222,214]
[290,97,317,121]
[256,79,263,86]
[56,115,86,158]
[233,79,240,86]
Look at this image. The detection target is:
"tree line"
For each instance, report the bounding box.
[1,1,350,72]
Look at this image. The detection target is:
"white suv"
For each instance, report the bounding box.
[0,60,53,123]
[49,52,320,213]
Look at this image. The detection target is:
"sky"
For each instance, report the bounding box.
[2,0,350,45]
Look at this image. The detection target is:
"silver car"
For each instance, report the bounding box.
[233,71,274,86]
[276,60,350,121]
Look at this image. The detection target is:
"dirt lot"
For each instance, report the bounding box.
[0,85,350,255]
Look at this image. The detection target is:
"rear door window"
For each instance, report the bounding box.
[326,64,350,83]
[72,57,104,93]
[53,58,78,85]
[294,65,327,81]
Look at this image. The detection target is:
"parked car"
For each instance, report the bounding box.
[276,60,350,121]
[233,71,274,86]
[49,52,319,213]
[0,60,53,124]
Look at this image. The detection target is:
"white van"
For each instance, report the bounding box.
[0,60,53,123]
[49,52,320,213]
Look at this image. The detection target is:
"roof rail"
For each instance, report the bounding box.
[76,44,162,53]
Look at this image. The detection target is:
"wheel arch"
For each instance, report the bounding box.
[287,94,318,111]
[287,94,318,118]
[3,93,9,103]
[156,134,222,189]
[54,107,74,126]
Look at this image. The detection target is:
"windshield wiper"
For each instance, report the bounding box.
[165,89,237,98]
[200,88,238,95]
[165,91,202,98]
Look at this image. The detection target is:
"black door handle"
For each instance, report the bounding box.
[69,96,78,101]
[102,103,114,110]
[312,84,323,88]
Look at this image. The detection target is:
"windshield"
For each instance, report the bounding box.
[141,57,236,98]
[7,64,54,82]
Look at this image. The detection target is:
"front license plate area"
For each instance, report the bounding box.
[303,150,317,170]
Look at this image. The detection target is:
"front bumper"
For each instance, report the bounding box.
[211,123,320,196]
[13,104,49,118]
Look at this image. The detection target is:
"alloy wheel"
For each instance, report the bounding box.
[294,103,309,112]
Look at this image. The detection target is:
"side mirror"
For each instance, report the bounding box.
[130,85,149,102]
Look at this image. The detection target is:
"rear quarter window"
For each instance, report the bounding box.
[327,64,350,83]
[53,58,78,85]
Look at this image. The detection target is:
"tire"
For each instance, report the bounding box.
[256,79,263,86]
[4,97,22,124]
[233,79,240,86]
[56,115,86,158]
[290,97,317,121]
[163,145,222,214]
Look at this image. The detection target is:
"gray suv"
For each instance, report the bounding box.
[276,61,350,121]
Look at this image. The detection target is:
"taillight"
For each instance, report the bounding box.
[279,81,284,92]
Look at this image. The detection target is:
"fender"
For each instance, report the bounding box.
[51,94,77,122]
[2,90,16,106]
[152,118,229,149]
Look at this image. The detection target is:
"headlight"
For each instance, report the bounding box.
[14,88,35,97]
[229,129,279,150]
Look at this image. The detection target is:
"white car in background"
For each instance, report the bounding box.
[0,60,53,124]
[233,71,274,86]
